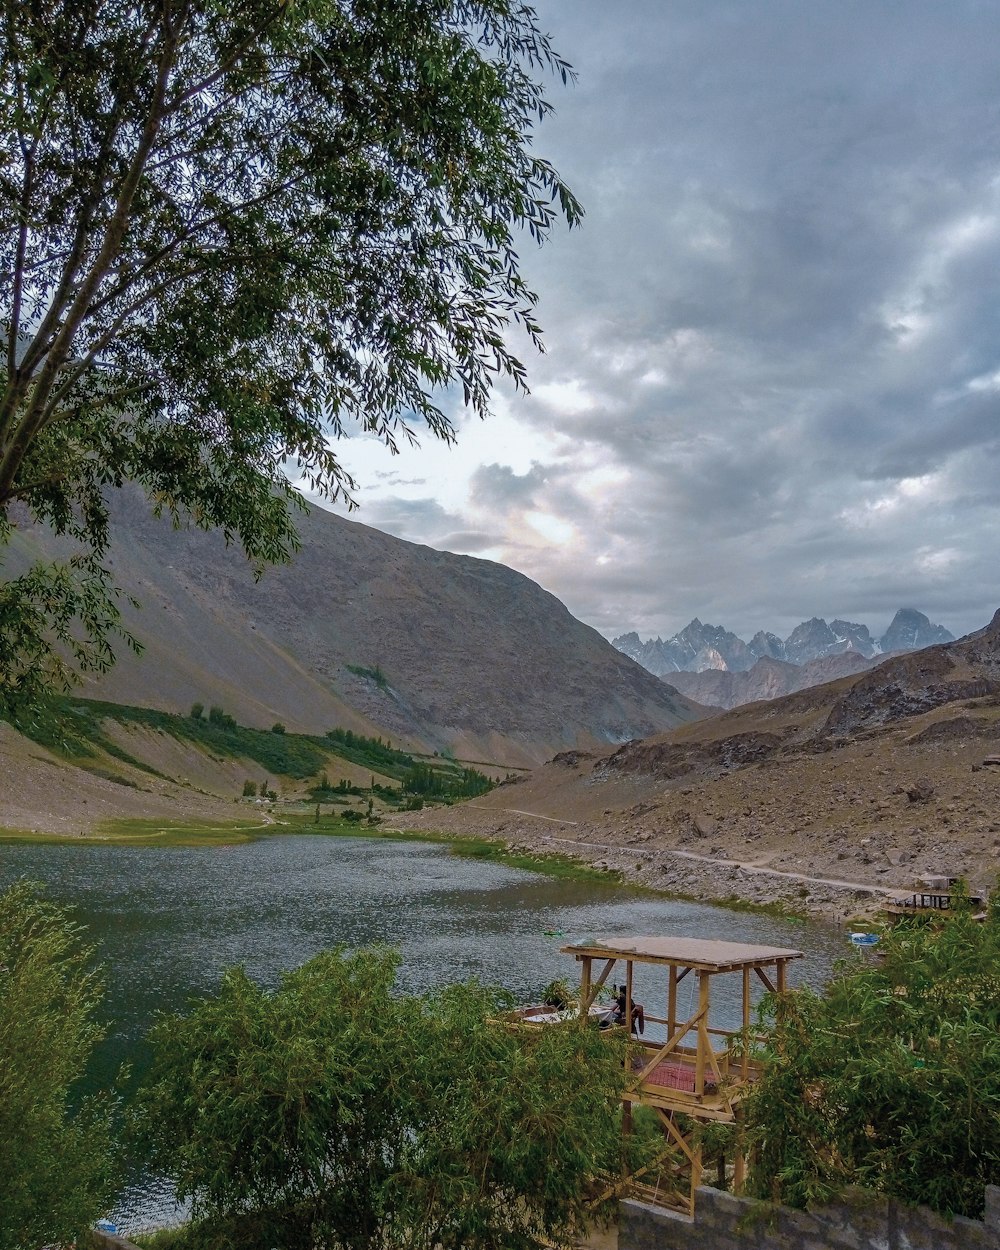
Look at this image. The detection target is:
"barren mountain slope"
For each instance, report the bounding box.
[15,490,704,766]
[667,650,875,710]
[402,612,1000,913]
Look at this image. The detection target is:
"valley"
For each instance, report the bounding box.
[398,610,1000,921]
[4,490,998,927]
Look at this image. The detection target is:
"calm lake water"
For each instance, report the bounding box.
[0,833,848,1232]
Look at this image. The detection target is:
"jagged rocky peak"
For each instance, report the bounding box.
[783,617,838,665]
[829,619,877,658]
[611,631,643,660]
[880,608,954,653]
[667,619,753,673]
[615,607,954,678]
[748,630,785,662]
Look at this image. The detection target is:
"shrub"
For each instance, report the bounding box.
[134,947,630,1250]
[189,702,204,720]
[242,780,257,798]
[271,722,286,735]
[0,883,120,1249]
[745,891,1000,1218]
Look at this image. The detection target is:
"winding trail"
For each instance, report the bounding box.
[467,803,887,898]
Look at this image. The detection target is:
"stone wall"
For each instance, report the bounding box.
[620,1184,1000,1250]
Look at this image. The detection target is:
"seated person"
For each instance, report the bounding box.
[613,985,645,1035]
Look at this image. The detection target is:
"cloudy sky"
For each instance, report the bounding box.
[319,0,1000,645]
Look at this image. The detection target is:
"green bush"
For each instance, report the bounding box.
[0,882,120,1249]
[134,947,630,1250]
[242,780,257,797]
[745,891,1000,1218]
[271,722,286,735]
[189,702,203,720]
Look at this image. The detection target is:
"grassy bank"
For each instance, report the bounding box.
[0,814,810,918]
[0,813,621,884]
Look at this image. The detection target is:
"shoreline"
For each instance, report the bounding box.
[387,812,897,926]
[0,809,890,924]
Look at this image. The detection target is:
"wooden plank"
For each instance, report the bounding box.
[562,935,804,971]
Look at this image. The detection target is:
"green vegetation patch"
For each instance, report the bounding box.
[12,697,331,779]
[436,834,626,883]
[344,663,390,690]
[9,700,500,806]
[323,726,414,777]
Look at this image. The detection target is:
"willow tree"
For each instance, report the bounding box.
[0,0,580,715]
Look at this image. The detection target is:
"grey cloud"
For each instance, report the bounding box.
[436,530,504,553]
[468,462,551,512]
[347,1,1000,645]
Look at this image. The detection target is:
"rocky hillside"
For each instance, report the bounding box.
[401,610,1000,917]
[10,489,704,767]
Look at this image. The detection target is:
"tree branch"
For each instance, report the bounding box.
[0,14,183,499]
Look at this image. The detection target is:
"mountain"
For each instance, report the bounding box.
[667,649,876,711]
[403,609,1000,914]
[9,490,704,767]
[880,608,954,653]
[613,609,954,709]
[612,619,753,675]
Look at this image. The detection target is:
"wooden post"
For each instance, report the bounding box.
[742,965,751,1081]
[689,1136,703,1216]
[694,970,710,1097]
[668,964,677,1039]
[776,959,787,994]
[732,1107,746,1192]
[625,959,634,1036]
[580,957,592,1026]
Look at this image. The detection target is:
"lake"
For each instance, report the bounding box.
[0,833,848,1232]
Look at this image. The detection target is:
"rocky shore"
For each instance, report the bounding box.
[391,806,896,924]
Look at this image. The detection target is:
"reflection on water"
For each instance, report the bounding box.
[0,834,847,1231]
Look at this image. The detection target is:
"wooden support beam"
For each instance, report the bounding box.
[742,965,751,1082]
[694,970,710,1097]
[754,966,776,994]
[732,1107,746,1192]
[656,1109,695,1165]
[625,958,634,1035]
[580,957,616,1016]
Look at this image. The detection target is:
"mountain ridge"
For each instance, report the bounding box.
[613,608,953,676]
[9,489,705,768]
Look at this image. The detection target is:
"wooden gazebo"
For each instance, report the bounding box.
[561,934,803,1215]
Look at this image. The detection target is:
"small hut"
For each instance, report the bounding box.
[561,934,803,1215]
[882,874,985,923]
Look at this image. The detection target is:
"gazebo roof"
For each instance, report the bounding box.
[560,934,804,972]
